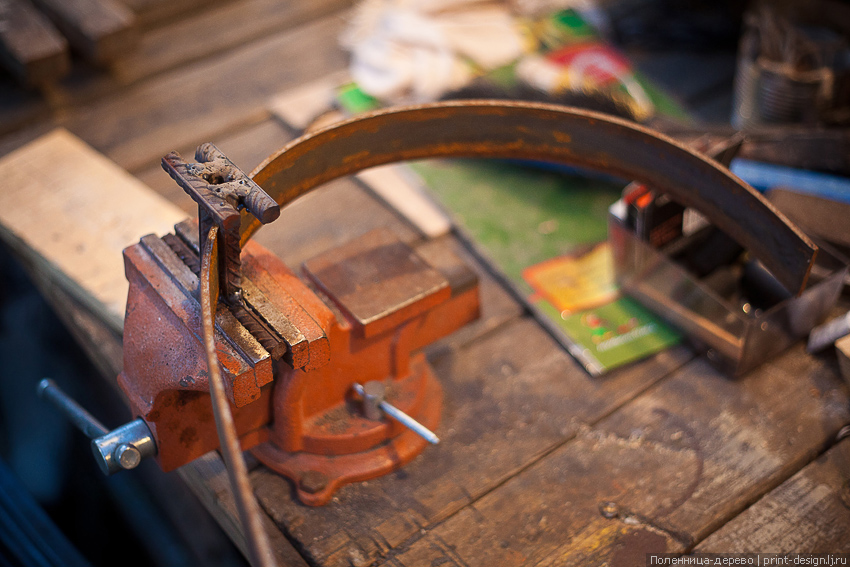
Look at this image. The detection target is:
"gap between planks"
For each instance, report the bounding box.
[383,344,849,566]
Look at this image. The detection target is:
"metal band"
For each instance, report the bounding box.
[245,100,816,294]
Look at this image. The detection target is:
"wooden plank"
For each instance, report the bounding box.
[65,11,349,172]
[0,128,307,565]
[30,0,137,63]
[118,0,228,28]
[268,71,348,131]
[391,346,850,565]
[0,0,69,86]
[0,128,186,332]
[180,453,309,567]
[253,176,422,267]
[114,0,352,84]
[695,438,850,553]
[354,165,453,239]
[252,315,692,567]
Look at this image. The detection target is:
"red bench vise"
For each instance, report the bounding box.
[117,144,479,505]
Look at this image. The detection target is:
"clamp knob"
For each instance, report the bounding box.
[37,379,156,475]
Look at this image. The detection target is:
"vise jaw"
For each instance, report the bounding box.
[117,144,479,505]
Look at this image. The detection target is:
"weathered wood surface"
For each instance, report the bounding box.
[117,0,227,28]
[113,0,351,85]
[696,437,850,553]
[0,0,69,86]
[0,127,307,566]
[0,2,349,149]
[0,128,186,332]
[252,319,692,567]
[181,453,309,567]
[386,347,849,566]
[65,11,348,172]
[30,0,136,63]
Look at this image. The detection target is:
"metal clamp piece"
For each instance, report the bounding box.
[161,143,279,305]
[37,379,156,474]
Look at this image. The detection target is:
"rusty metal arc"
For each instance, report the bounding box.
[246,100,816,294]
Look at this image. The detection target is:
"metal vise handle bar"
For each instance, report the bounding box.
[243,101,817,295]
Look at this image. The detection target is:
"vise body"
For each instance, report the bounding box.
[118,144,479,505]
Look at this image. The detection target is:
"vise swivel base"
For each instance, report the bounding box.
[118,144,479,505]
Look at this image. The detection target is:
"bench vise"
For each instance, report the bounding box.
[117,144,479,505]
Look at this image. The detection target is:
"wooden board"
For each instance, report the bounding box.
[0,0,69,86]
[113,0,351,84]
[695,438,850,552]
[252,318,693,567]
[65,11,348,173]
[1,7,847,563]
[0,128,186,331]
[118,0,228,28]
[30,0,137,63]
[388,347,850,565]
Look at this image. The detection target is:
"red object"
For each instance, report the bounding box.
[118,226,479,505]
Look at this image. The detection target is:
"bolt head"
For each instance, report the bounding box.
[599,501,619,519]
[114,443,141,470]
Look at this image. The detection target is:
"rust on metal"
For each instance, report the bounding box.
[302,228,451,338]
[246,101,817,295]
[163,142,279,304]
[199,225,277,567]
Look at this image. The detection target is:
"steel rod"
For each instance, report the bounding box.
[37,378,108,439]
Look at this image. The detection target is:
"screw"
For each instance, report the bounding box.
[599,501,619,519]
[114,444,142,470]
[299,470,329,495]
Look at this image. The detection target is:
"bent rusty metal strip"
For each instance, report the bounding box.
[200,225,277,567]
[245,100,816,294]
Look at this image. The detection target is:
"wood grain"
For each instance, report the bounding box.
[390,347,849,565]
[65,11,349,172]
[696,438,850,552]
[114,0,351,84]
[0,0,69,86]
[118,0,228,28]
[0,129,186,332]
[181,453,309,567]
[252,316,692,567]
[0,128,306,565]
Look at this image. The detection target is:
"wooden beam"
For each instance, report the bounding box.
[0,0,69,86]
[695,438,850,552]
[30,0,136,63]
[66,11,348,172]
[0,128,186,332]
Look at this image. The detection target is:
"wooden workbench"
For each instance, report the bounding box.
[0,1,848,565]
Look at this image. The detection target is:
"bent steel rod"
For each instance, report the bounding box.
[245,101,816,295]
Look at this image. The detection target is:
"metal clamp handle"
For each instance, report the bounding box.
[37,379,156,474]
